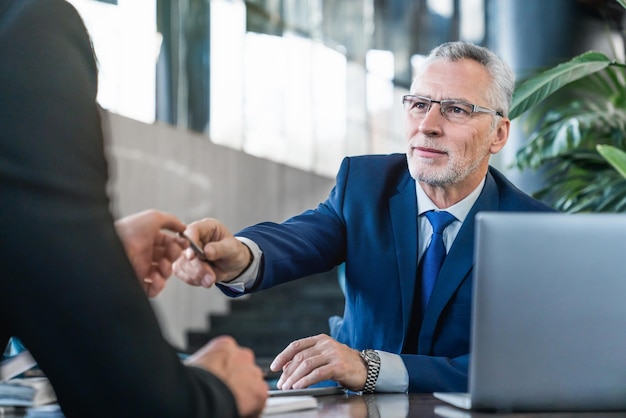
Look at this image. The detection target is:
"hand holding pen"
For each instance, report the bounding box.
[114,209,188,297]
[178,231,212,263]
[173,218,254,288]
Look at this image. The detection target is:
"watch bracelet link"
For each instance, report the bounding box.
[360,349,381,393]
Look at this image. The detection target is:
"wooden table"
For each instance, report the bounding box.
[268,393,626,418]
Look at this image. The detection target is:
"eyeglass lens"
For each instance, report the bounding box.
[403,96,474,123]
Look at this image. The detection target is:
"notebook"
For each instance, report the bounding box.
[434,212,626,412]
[262,396,318,415]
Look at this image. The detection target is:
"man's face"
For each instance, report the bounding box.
[405,58,509,190]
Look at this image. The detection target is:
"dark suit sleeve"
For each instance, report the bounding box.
[0,1,238,416]
[402,353,469,392]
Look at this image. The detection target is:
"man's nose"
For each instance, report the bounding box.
[418,101,445,132]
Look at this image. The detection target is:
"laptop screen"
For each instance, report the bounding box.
[469,212,626,412]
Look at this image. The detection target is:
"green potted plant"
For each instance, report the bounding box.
[509,0,626,212]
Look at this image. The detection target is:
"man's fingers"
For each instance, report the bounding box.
[271,336,324,388]
[185,218,223,243]
[143,275,166,298]
[276,352,330,390]
[155,211,187,233]
[173,257,216,287]
[156,257,173,278]
[270,338,309,371]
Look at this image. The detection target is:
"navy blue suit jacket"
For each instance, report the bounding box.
[236,153,554,392]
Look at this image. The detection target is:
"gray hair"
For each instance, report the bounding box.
[411,41,514,118]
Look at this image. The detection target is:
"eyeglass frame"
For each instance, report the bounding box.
[402,94,504,122]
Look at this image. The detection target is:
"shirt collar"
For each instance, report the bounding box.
[415,177,486,223]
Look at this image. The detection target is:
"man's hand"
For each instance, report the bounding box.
[185,336,268,417]
[270,334,368,392]
[115,209,187,297]
[173,218,252,288]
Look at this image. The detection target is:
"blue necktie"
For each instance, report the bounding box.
[420,210,456,311]
[402,210,456,354]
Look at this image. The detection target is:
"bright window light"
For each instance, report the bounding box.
[65,0,158,124]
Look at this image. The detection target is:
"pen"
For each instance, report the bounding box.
[177,232,210,263]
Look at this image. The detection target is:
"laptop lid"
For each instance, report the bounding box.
[468,212,626,412]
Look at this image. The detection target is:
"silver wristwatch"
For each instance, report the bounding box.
[360,349,381,393]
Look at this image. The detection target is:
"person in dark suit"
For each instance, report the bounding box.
[173,41,555,393]
[0,0,267,416]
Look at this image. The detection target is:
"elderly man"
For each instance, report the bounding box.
[173,41,554,393]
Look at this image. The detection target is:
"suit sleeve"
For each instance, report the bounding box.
[401,353,469,392]
[0,1,237,416]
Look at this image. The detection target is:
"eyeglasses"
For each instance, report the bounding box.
[402,94,503,123]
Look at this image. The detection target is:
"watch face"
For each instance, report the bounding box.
[363,349,380,362]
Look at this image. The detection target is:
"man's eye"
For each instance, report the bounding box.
[445,104,470,115]
[414,101,429,110]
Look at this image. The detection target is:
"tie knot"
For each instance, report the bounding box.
[424,210,456,235]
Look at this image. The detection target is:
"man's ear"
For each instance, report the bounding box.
[489,118,510,154]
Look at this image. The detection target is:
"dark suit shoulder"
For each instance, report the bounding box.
[0,0,98,87]
[1,0,88,34]
[339,153,411,191]
[343,153,407,170]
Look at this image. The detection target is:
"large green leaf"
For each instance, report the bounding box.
[532,160,626,213]
[510,51,613,120]
[597,144,626,179]
[514,102,626,170]
[510,2,626,213]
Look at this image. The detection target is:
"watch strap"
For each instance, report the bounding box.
[360,349,381,393]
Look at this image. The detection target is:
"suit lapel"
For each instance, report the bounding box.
[389,172,419,337]
[418,171,500,352]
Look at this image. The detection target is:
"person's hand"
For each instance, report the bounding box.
[173,218,252,288]
[115,209,187,297]
[185,336,268,417]
[270,334,368,392]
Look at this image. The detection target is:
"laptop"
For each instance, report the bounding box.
[434,212,626,412]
